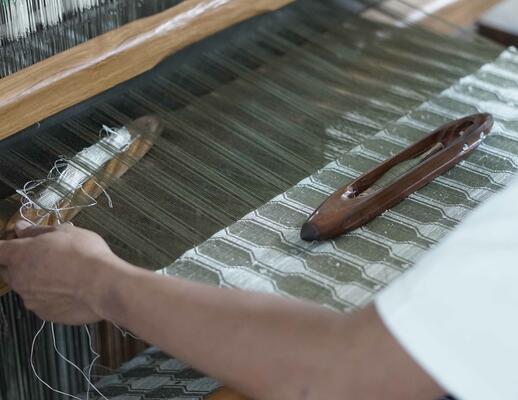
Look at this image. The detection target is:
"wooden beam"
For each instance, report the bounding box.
[0,0,293,142]
[421,0,503,33]
[363,0,458,25]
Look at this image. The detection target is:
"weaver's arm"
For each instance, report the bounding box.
[0,221,443,400]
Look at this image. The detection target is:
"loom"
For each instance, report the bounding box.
[0,0,515,399]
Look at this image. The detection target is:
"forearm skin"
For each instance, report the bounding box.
[94,260,443,400]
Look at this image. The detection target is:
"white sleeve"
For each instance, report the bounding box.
[375,176,518,400]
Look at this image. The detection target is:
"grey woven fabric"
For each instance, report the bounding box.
[163,47,518,309]
[87,47,518,399]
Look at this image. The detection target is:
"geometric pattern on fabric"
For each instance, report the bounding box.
[164,47,518,310]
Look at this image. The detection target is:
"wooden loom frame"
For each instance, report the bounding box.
[0,0,503,399]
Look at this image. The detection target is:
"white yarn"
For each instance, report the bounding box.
[83,325,104,400]
[17,125,133,224]
[30,321,109,400]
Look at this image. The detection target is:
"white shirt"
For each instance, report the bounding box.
[376,177,518,400]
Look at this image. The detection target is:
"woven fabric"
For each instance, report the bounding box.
[87,348,220,399]
[86,47,518,399]
[162,47,518,310]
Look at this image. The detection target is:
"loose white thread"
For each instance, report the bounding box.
[30,321,109,400]
[112,321,141,341]
[31,321,83,400]
[23,124,134,399]
[50,323,109,400]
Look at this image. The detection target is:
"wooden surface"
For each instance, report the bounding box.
[0,0,293,142]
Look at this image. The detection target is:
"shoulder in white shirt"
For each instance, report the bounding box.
[376,176,518,400]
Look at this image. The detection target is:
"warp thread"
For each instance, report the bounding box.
[16,125,131,225]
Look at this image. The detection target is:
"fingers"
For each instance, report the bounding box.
[15,221,55,238]
[14,220,74,238]
[0,221,77,268]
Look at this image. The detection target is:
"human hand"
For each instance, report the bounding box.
[0,221,128,325]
